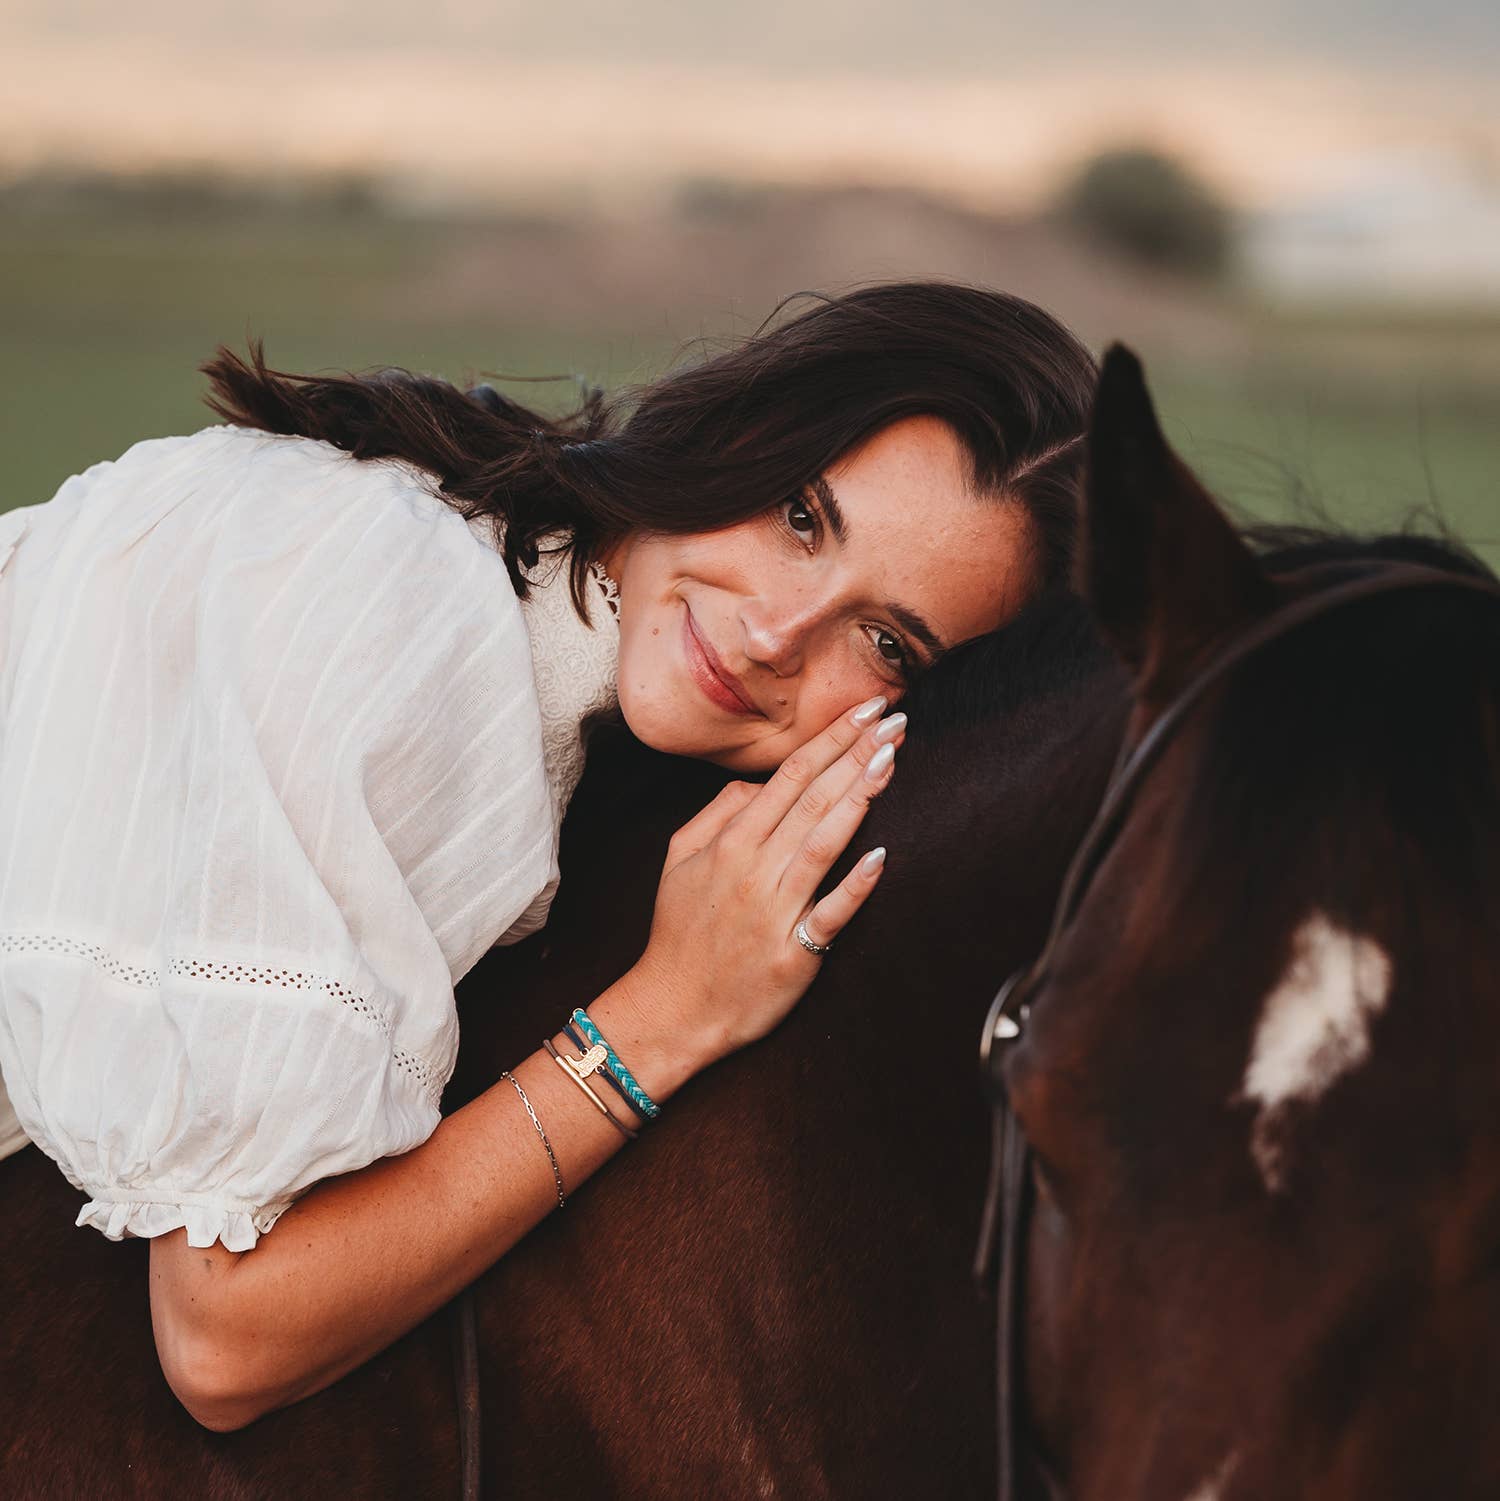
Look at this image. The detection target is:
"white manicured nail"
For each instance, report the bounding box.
[864,742,895,780]
[872,712,906,746]
[851,695,888,727]
[859,847,887,876]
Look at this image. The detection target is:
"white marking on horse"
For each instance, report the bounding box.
[1184,1449,1240,1501]
[1237,912,1392,1192]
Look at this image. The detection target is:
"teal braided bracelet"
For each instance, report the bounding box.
[570,1007,661,1120]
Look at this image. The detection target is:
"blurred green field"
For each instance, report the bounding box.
[1163,360,1499,560]
[0,210,644,501]
[3,200,1496,569]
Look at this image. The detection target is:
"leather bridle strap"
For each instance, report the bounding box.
[452,1288,482,1501]
[975,561,1500,1501]
[994,1105,1030,1501]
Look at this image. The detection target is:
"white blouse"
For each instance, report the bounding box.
[0,424,620,1250]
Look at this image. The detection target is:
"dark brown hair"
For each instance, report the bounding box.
[200,282,1097,626]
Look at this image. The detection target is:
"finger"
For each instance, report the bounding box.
[666,779,758,866]
[776,736,897,907]
[763,712,905,868]
[729,694,891,845]
[799,846,888,948]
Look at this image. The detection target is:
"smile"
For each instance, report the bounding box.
[682,607,759,716]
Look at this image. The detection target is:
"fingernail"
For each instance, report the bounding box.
[864,742,895,781]
[859,847,887,876]
[851,695,888,727]
[871,712,906,746]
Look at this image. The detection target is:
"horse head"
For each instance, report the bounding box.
[1003,347,1500,1499]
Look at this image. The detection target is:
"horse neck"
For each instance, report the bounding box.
[750,662,1128,1228]
[852,674,1123,1070]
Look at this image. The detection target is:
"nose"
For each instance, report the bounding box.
[739,583,827,679]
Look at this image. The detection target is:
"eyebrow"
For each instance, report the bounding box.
[809,474,948,658]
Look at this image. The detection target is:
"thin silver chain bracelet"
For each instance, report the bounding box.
[501,1069,566,1209]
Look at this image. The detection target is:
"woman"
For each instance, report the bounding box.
[0,282,1095,1431]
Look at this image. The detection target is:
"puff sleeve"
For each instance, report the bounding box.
[0,426,557,1250]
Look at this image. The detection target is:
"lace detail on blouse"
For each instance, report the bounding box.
[589,559,622,619]
[516,541,622,839]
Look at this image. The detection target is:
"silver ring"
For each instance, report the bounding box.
[794,918,832,956]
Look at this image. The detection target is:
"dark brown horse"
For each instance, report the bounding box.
[0,531,1127,1494]
[999,349,1500,1500]
[6,351,1492,1499]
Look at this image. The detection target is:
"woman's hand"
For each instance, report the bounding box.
[625,694,904,1072]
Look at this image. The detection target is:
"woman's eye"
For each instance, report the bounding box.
[783,496,818,542]
[867,626,913,675]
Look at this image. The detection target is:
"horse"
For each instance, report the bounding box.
[0,497,1129,1493]
[987,347,1500,1500]
[7,347,1489,1499]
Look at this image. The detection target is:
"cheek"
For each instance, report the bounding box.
[793,657,901,730]
[615,615,687,721]
[704,676,897,775]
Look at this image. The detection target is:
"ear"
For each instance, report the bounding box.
[1080,345,1274,703]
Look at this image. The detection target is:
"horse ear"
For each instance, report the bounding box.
[1080,345,1273,702]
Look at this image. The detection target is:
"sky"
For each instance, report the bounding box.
[3,2,1496,210]
[9,0,1498,71]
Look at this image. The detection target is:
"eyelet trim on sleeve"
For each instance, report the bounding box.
[0,932,445,1106]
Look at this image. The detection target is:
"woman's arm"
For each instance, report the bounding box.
[150,970,691,1432]
[151,696,903,1431]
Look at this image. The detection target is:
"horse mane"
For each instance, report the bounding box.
[893,525,1495,749]
[1172,525,1500,954]
[1246,521,1497,582]
[898,585,1116,745]
[844,585,1127,960]
[867,525,1498,943]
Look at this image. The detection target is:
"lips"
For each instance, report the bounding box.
[683,606,760,716]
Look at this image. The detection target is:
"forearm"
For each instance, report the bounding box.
[151,971,697,1430]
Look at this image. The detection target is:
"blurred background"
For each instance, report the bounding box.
[3,0,1497,561]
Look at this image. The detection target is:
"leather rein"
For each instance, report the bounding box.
[972,563,1500,1501]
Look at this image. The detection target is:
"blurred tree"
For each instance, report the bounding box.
[1057,147,1234,277]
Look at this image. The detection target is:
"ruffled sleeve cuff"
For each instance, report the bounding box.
[76,1188,296,1253]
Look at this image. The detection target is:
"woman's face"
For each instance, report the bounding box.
[601,415,1035,773]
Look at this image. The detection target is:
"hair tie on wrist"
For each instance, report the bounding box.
[543,1037,640,1141]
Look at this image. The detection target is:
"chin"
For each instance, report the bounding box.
[618,685,721,759]
[618,689,777,772]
